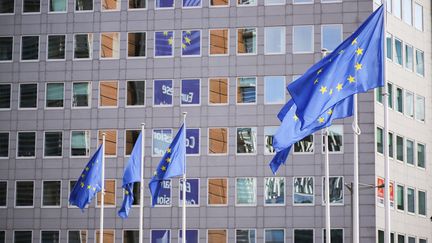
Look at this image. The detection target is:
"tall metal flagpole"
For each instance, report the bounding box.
[182,112,187,243]
[353,94,360,243]
[139,123,145,243]
[100,133,106,243]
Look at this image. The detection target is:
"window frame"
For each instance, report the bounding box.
[236,0,257,7]
[263,126,278,155]
[101,0,120,11]
[208,29,229,56]
[180,79,201,106]
[404,90,414,119]
[264,26,286,55]
[186,128,200,156]
[236,28,257,56]
[235,229,257,243]
[236,77,257,105]
[207,178,228,206]
[395,134,404,163]
[74,0,94,12]
[235,177,257,206]
[95,230,115,243]
[321,124,344,154]
[405,138,415,167]
[151,128,173,157]
[95,179,117,208]
[386,32,393,61]
[293,176,315,206]
[43,130,63,158]
[0,36,14,63]
[153,79,174,107]
[406,186,416,215]
[321,228,344,243]
[264,76,286,105]
[396,183,405,212]
[401,0,413,25]
[395,85,403,114]
[292,25,314,54]
[321,176,344,205]
[125,80,146,108]
[393,37,403,66]
[16,131,37,159]
[126,32,147,59]
[48,0,68,13]
[70,130,90,158]
[71,81,91,109]
[293,134,315,155]
[124,129,140,157]
[292,0,313,4]
[208,77,229,106]
[45,82,65,109]
[20,35,40,62]
[320,24,343,52]
[0,180,7,208]
[100,32,120,59]
[178,178,200,207]
[207,127,229,156]
[293,228,314,243]
[235,127,257,155]
[41,180,62,208]
[263,177,286,206]
[150,230,171,243]
[180,30,202,57]
[14,180,35,208]
[413,2,423,31]
[0,132,10,159]
[153,31,174,57]
[98,130,118,157]
[14,230,33,243]
[264,228,285,243]
[0,83,12,110]
[67,230,88,243]
[414,48,424,77]
[73,33,93,60]
[98,80,119,108]
[264,0,285,6]
[46,34,67,61]
[18,83,38,110]
[127,0,147,10]
[0,0,15,15]
[154,0,175,9]
[417,189,426,217]
[404,43,414,72]
[22,0,41,14]
[415,94,425,122]
[209,0,229,7]
[393,0,402,19]
[416,142,426,169]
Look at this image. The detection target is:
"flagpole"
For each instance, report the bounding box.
[100,133,106,243]
[139,123,145,243]
[182,112,187,243]
[352,94,360,243]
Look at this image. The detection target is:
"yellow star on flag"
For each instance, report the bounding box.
[163,31,168,36]
[347,75,356,83]
[329,89,333,95]
[87,185,91,189]
[161,166,166,171]
[338,50,344,54]
[318,117,325,123]
[351,38,357,45]
[182,43,186,49]
[355,63,362,71]
[80,182,85,188]
[184,36,191,45]
[355,47,363,56]
[320,86,327,94]
[168,37,173,46]
[166,148,171,153]
[336,83,343,91]
[327,109,333,115]
[125,190,129,195]
[81,174,85,178]
[93,187,97,191]
[317,68,323,74]
[165,157,171,163]
[314,79,319,85]
[186,30,191,35]
[293,115,298,121]
[85,167,89,171]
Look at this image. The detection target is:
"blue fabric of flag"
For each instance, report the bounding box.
[149,124,185,207]
[118,132,142,219]
[69,145,103,210]
[182,30,201,56]
[156,0,174,8]
[183,0,200,7]
[287,5,384,128]
[269,147,291,174]
[155,31,174,57]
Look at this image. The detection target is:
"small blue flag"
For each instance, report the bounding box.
[288,5,384,128]
[182,30,201,56]
[69,145,103,210]
[155,31,174,57]
[118,132,142,219]
[149,124,185,207]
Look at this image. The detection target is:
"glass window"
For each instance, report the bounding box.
[376,87,383,103]
[49,0,66,12]
[155,31,174,56]
[417,143,425,168]
[96,179,116,206]
[131,182,141,205]
[293,177,314,205]
[405,44,413,71]
[151,230,170,243]
[68,180,77,206]
[72,82,90,107]
[236,229,255,243]
[236,127,257,154]
[236,177,256,205]
[264,126,277,154]
[394,38,402,65]
[126,80,145,106]
[376,127,383,154]
[15,181,34,207]
[47,35,66,60]
[183,0,200,7]
[402,0,412,25]
[98,130,117,156]
[181,79,200,105]
[100,32,120,59]
[396,135,403,161]
[293,0,312,3]
[0,84,10,109]
[129,0,146,8]
[75,0,92,11]
[210,0,228,6]
[42,181,61,206]
[44,131,62,157]
[395,87,403,113]
[237,77,256,104]
[0,181,7,207]
[237,0,255,6]
[323,125,343,153]
[414,3,423,31]
[264,177,285,205]
[293,26,313,53]
[208,229,226,243]
[398,235,405,243]
[68,230,87,243]
[153,80,173,106]
[156,0,174,8]
[387,83,393,109]
[0,231,4,243]
[294,229,313,243]
[181,30,201,56]
[408,237,416,243]
[99,81,118,107]
[294,135,314,153]
[179,230,198,243]
[378,230,384,243]
[186,128,200,155]
[407,187,415,213]
[0,37,13,61]
[265,229,284,243]
[127,32,146,57]
[14,231,32,243]
[388,132,394,158]
[96,230,114,243]
[419,239,427,243]
[125,130,139,155]
[0,133,8,158]
[415,49,424,76]
[323,176,344,204]
[397,184,404,210]
[0,0,14,13]
[416,95,425,122]
[208,128,228,154]
[323,229,343,243]
[21,36,39,61]
[237,28,256,54]
[209,78,228,104]
[322,25,342,52]
[386,33,392,60]
[264,27,285,54]
[406,139,414,165]
[23,0,40,12]
[101,0,119,10]
[124,230,139,243]
[209,29,228,55]
[71,131,90,157]
[405,91,414,118]
[17,132,36,157]
[152,129,172,156]
[74,34,92,59]
[179,178,200,206]
[264,76,285,104]
[418,190,426,216]
[208,178,227,205]
[19,83,37,109]
[393,0,401,18]
[46,83,64,108]
[265,0,284,5]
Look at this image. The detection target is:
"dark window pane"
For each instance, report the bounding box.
[72,82,90,107]
[74,34,92,59]
[294,229,313,243]
[237,229,255,243]
[43,181,61,206]
[125,130,140,155]
[0,0,14,13]
[0,84,11,108]
[0,37,13,61]
[17,132,36,157]
[378,230,384,243]
[44,132,62,157]
[19,83,37,108]
[14,231,32,243]
[21,36,39,60]
[46,83,64,108]
[0,231,4,243]
[132,182,141,205]
[129,0,146,8]
[68,230,87,243]
[76,0,93,10]
[323,229,343,243]
[16,181,34,206]
[48,35,66,59]
[126,81,145,106]
[42,231,60,243]
[23,0,40,12]
[128,33,146,57]
[124,230,139,243]
[0,181,6,206]
[71,131,90,156]
[0,133,8,158]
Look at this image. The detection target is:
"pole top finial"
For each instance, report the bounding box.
[182,112,187,116]
[141,122,145,126]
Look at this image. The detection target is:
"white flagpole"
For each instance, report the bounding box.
[182,112,187,243]
[139,123,145,243]
[100,133,106,243]
[352,94,360,243]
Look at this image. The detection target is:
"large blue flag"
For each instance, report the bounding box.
[287,5,384,128]
[155,31,174,57]
[118,132,143,218]
[149,124,185,207]
[182,30,201,56]
[69,145,103,210]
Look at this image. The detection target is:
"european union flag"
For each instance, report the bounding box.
[118,132,142,218]
[182,30,201,56]
[155,31,174,57]
[288,5,384,128]
[69,145,103,210]
[149,124,185,207]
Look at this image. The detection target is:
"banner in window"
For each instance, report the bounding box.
[186,128,200,155]
[154,80,173,106]
[377,177,394,208]
[151,230,170,243]
[181,79,200,105]
[154,180,171,206]
[179,178,199,206]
